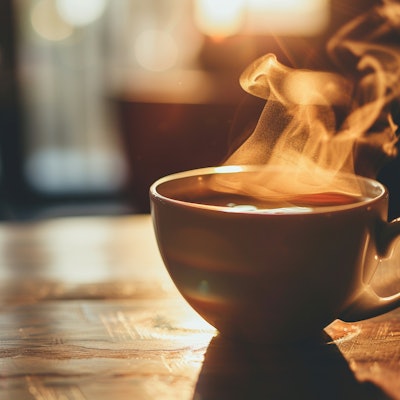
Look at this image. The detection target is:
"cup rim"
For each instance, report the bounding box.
[150,165,387,215]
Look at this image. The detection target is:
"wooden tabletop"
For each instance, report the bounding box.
[0,214,399,399]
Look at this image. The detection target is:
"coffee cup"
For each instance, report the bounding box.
[150,165,400,342]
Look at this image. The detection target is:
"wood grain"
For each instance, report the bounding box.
[0,215,399,399]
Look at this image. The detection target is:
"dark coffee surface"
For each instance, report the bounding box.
[181,190,364,212]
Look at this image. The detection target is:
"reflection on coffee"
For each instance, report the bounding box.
[184,191,365,213]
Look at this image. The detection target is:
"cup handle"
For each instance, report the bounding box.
[339,217,400,322]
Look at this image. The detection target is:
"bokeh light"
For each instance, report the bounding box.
[31,0,73,41]
[134,29,179,72]
[56,0,107,27]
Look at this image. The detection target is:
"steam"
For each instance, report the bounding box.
[215,0,400,200]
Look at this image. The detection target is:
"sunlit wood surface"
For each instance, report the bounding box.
[0,215,399,399]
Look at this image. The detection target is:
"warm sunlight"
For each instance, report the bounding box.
[193,0,244,38]
[194,0,330,38]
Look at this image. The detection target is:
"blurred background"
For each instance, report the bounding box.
[1,0,398,220]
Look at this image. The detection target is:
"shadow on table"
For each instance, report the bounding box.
[193,333,390,400]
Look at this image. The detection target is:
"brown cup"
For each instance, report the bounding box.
[150,165,400,342]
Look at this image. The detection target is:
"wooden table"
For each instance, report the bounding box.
[0,215,399,399]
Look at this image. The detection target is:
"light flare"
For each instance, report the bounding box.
[193,0,244,38]
[194,0,329,38]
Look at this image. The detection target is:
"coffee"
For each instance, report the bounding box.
[182,190,364,213]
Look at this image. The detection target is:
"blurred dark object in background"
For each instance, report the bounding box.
[115,100,234,213]
[112,69,250,212]
[0,1,28,218]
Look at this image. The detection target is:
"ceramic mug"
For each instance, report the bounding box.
[150,165,400,342]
